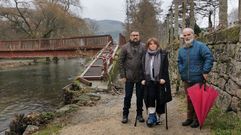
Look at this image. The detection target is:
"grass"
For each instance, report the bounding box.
[176,92,241,135]
[175,92,187,113]
[205,107,241,135]
[33,124,62,135]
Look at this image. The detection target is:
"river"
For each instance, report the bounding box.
[0,58,87,133]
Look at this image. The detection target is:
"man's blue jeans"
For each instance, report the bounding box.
[123,81,144,116]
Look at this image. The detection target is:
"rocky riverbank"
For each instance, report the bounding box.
[0,59,35,70]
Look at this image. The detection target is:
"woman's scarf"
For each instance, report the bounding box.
[145,49,161,81]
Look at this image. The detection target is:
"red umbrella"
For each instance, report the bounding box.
[187,83,218,128]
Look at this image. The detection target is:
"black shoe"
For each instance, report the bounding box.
[137,115,145,122]
[122,115,128,123]
[190,120,199,128]
[182,119,193,126]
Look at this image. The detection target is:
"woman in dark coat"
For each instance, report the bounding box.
[141,37,172,127]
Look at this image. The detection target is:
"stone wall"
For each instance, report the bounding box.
[169,25,241,117]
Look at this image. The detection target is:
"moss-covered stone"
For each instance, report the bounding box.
[201,26,240,44]
[215,29,227,43]
[226,26,240,43]
[206,32,216,44]
[199,33,208,43]
[33,124,62,135]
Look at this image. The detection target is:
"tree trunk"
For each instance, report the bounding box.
[239,0,241,23]
[174,0,179,39]
[166,15,170,44]
[208,10,213,28]
[189,0,195,30]
[219,0,227,28]
[125,0,130,35]
[239,0,241,44]
[182,0,186,30]
[170,7,174,43]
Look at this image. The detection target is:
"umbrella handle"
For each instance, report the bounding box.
[199,79,207,91]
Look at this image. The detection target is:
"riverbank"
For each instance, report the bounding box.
[0,58,87,134]
[0,59,35,70]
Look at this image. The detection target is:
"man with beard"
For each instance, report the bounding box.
[119,31,145,124]
[178,28,214,128]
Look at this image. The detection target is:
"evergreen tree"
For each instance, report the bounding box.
[125,0,160,42]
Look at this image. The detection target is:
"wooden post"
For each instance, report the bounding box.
[77,77,92,86]
[102,54,108,80]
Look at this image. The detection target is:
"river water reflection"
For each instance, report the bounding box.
[0,58,86,133]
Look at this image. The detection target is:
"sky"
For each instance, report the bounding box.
[80,0,239,28]
[80,0,126,22]
[80,0,172,22]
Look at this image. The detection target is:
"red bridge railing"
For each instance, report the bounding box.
[0,35,113,51]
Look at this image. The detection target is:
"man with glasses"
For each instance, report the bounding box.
[119,31,145,124]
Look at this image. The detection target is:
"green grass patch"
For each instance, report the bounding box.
[176,92,187,113]
[205,107,241,135]
[33,124,62,135]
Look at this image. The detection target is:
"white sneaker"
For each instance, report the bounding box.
[156,114,164,125]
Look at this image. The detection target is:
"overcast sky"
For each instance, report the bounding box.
[80,0,172,22]
[80,0,238,27]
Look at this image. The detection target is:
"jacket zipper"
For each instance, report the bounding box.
[187,48,190,82]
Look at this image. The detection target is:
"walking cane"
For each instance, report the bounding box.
[165,102,168,129]
[134,115,138,127]
[165,87,168,130]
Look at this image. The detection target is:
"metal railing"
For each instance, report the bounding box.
[0,35,113,51]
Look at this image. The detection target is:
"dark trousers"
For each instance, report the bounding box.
[144,81,165,114]
[123,81,143,116]
[184,82,197,120]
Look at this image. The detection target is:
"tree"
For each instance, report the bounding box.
[219,0,227,27]
[0,0,90,40]
[194,0,219,28]
[174,0,179,39]
[124,0,138,37]
[189,0,195,30]
[182,0,187,29]
[169,7,174,42]
[124,0,161,42]
[133,0,159,42]
[239,0,241,22]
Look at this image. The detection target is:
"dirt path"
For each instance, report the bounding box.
[60,93,211,135]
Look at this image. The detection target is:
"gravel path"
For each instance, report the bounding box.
[60,93,211,135]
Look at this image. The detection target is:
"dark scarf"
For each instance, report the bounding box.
[145,49,161,81]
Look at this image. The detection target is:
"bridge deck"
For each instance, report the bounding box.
[0,35,112,58]
[79,42,118,82]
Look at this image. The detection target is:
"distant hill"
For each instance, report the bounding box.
[84,18,124,42]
